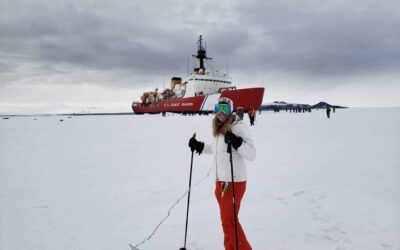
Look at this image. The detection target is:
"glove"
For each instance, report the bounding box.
[224,131,243,150]
[188,137,204,154]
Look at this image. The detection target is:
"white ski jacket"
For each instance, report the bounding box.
[202,119,256,182]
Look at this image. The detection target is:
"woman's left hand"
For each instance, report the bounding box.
[224,131,243,150]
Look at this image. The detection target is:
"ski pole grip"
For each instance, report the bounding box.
[189,133,197,152]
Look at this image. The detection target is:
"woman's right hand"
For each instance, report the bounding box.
[188,137,204,154]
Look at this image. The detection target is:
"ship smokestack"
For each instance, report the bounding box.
[171,77,182,91]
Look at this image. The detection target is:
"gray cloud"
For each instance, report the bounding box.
[231,0,400,77]
[0,0,399,92]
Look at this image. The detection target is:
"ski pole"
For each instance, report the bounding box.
[180,133,196,250]
[228,142,239,250]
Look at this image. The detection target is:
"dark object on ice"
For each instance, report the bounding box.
[129,245,140,250]
[68,117,72,118]
[248,107,256,126]
[60,119,64,122]
[2,117,9,119]
[326,107,331,118]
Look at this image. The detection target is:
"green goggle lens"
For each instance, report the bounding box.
[214,103,232,114]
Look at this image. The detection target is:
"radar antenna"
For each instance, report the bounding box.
[192,35,212,74]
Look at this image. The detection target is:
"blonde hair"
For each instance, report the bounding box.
[212,114,236,137]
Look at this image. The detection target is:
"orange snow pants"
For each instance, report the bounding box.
[215,181,252,250]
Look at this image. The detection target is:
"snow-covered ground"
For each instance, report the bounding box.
[1,108,399,250]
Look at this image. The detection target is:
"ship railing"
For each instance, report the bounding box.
[218,86,237,93]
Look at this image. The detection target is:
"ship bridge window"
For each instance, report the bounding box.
[194,78,231,84]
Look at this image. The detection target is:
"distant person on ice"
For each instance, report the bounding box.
[248,106,256,126]
[188,97,255,250]
[326,106,331,118]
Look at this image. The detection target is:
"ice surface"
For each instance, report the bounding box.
[1,108,399,250]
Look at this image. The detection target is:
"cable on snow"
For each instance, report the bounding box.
[129,166,212,250]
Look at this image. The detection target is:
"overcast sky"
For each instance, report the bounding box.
[1,0,399,113]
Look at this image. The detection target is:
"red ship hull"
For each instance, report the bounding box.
[132,87,264,114]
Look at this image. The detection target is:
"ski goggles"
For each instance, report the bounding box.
[214,103,232,114]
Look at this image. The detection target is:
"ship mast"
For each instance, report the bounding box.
[192,35,212,74]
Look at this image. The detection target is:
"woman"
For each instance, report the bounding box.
[188,97,255,250]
